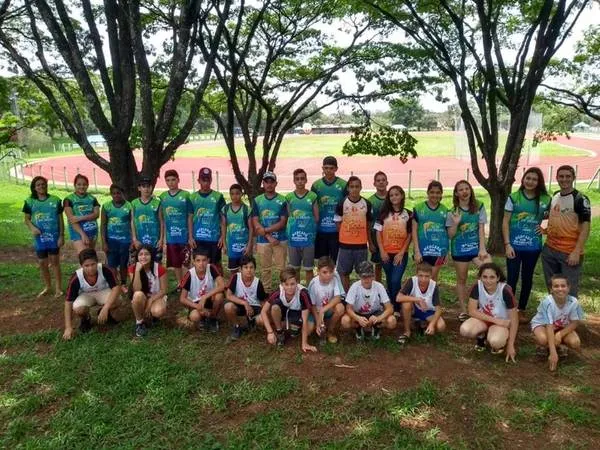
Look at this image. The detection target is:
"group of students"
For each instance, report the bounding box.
[22,158,590,371]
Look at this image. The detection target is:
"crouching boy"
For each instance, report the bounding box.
[63,249,121,340]
[341,261,396,341]
[531,274,584,371]
[261,267,318,352]
[179,248,225,332]
[396,263,446,345]
[224,255,268,340]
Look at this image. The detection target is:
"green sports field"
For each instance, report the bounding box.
[23,132,588,161]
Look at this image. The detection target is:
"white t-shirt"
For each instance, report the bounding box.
[307,273,344,308]
[470,281,514,320]
[345,280,389,314]
[530,294,584,330]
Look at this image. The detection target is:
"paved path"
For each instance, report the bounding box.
[21,135,600,192]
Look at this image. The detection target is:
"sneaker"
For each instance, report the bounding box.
[79,315,92,334]
[536,346,549,358]
[475,335,486,352]
[276,330,285,347]
[135,322,147,337]
[197,317,208,331]
[106,314,119,326]
[208,318,220,333]
[230,325,242,340]
[355,328,365,342]
[558,345,569,359]
[371,327,381,340]
[289,324,300,338]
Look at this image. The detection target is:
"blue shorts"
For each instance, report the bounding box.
[413,307,435,321]
[308,309,334,323]
[106,241,130,270]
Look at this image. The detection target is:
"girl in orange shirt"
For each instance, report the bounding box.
[374,186,412,310]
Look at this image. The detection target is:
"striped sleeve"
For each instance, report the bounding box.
[65,273,80,302]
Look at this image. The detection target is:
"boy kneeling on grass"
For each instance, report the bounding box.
[531,274,584,372]
[396,263,446,345]
[224,255,268,340]
[63,249,121,340]
[307,256,345,344]
[261,267,318,352]
[179,248,225,333]
[341,261,397,341]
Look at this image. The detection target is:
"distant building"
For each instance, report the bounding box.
[87,134,107,146]
[291,123,361,135]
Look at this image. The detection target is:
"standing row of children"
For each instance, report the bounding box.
[23,159,589,371]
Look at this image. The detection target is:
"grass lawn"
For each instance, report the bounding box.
[21,132,587,161]
[1,180,599,449]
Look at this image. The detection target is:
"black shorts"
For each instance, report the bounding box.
[271,300,303,327]
[421,255,447,266]
[195,240,222,264]
[36,248,59,259]
[452,254,477,263]
[314,232,339,260]
[229,302,262,317]
[187,297,216,315]
[227,256,242,271]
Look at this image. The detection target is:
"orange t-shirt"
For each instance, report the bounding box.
[546,190,591,254]
[373,209,412,254]
[334,196,373,248]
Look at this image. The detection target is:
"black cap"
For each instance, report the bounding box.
[322,156,338,167]
[357,261,375,277]
[138,176,153,186]
[199,167,212,180]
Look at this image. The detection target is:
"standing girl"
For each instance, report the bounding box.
[412,180,449,281]
[374,185,412,307]
[447,180,490,322]
[23,176,64,298]
[460,263,518,362]
[128,244,168,337]
[503,167,550,323]
[63,174,100,254]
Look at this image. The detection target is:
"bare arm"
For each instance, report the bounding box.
[101,208,108,250]
[252,216,265,236]
[412,219,421,257]
[24,213,40,235]
[63,301,74,340]
[265,216,286,233]
[64,205,87,237]
[467,299,509,327]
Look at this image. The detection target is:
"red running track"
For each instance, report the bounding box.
[22,135,600,192]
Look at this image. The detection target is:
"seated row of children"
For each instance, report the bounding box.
[64,247,584,371]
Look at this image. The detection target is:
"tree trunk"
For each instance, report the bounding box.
[107,142,139,200]
[486,183,510,255]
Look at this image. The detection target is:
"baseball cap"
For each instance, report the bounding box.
[199,167,212,180]
[263,171,277,181]
[357,261,375,277]
[138,176,153,186]
[322,156,338,167]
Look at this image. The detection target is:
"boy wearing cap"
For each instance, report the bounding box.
[286,168,319,284]
[341,261,396,341]
[131,177,164,261]
[311,156,347,262]
[160,170,192,285]
[189,167,226,270]
[251,171,288,291]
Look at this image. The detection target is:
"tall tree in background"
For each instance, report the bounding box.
[359,0,590,252]
[197,0,384,196]
[0,0,228,198]
[541,24,600,122]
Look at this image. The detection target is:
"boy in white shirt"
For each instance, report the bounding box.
[341,261,397,341]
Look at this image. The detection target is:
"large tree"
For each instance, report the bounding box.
[0,0,228,198]
[358,0,590,253]
[541,24,600,122]
[196,0,386,197]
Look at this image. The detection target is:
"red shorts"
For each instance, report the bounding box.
[166,244,190,268]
